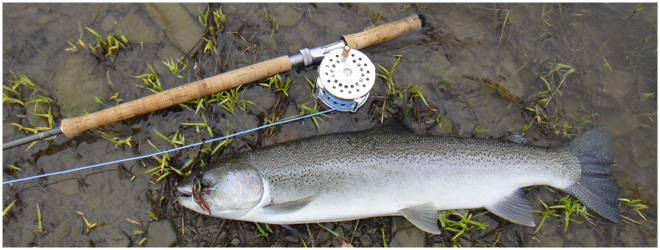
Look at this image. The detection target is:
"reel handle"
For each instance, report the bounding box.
[60,56,291,137]
[342,14,423,50]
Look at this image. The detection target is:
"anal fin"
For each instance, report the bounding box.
[263,195,316,215]
[485,188,535,226]
[400,202,442,234]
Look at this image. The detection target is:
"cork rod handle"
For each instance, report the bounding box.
[342,14,423,50]
[60,56,291,137]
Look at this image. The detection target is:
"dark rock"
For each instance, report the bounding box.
[320,231,333,244]
[50,179,78,196]
[597,111,639,137]
[600,70,635,99]
[575,228,596,247]
[107,227,130,247]
[230,238,241,246]
[84,196,102,209]
[335,227,345,241]
[70,218,83,238]
[339,221,353,232]
[284,235,299,244]
[141,3,204,53]
[360,234,373,247]
[146,219,177,247]
[271,4,302,27]
[52,222,71,244]
[472,214,498,238]
[22,228,34,244]
[540,235,564,247]
[114,7,164,45]
[390,225,425,247]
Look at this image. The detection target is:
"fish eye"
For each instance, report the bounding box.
[194,175,212,188]
[201,178,212,187]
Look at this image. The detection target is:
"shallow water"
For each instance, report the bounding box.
[2,3,656,247]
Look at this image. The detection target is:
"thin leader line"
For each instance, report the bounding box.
[3,104,347,185]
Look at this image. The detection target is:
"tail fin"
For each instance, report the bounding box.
[563,127,620,223]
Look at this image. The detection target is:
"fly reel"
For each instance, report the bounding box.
[316,46,376,112]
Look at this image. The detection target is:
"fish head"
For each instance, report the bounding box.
[178,161,264,218]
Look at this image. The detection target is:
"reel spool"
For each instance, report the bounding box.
[316,46,376,112]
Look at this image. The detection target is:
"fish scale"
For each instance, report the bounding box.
[178,126,619,234]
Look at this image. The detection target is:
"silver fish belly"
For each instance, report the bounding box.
[178,127,619,234]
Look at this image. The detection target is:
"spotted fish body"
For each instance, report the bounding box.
[178,127,619,234]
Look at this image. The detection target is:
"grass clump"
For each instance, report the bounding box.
[181,113,214,137]
[214,85,255,115]
[198,5,227,55]
[99,131,133,148]
[263,112,299,136]
[133,62,163,93]
[143,138,193,183]
[373,57,433,125]
[198,120,232,156]
[299,102,332,129]
[376,57,404,98]
[33,203,46,234]
[438,210,489,244]
[533,199,561,234]
[520,62,597,138]
[261,74,295,97]
[261,8,279,36]
[255,223,273,238]
[4,72,57,150]
[162,57,186,77]
[76,211,101,234]
[3,200,16,217]
[76,27,128,60]
[619,198,648,221]
[532,195,594,235]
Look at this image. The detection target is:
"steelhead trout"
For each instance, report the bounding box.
[177,126,619,234]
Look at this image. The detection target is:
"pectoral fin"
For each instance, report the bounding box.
[400,202,442,234]
[263,195,316,215]
[485,188,535,226]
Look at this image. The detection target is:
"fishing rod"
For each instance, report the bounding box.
[3,13,425,150]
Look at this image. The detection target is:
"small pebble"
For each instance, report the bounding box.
[217,231,228,243]
[320,231,333,243]
[284,235,299,244]
[540,235,564,247]
[146,219,177,247]
[360,234,373,247]
[331,239,340,247]
[339,221,353,231]
[335,227,345,241]
[576,228,596,247]
[230,238,241,246]
[323,223,335,230]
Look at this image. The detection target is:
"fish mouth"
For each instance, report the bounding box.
[176,185,200,212]
[177,184,213,216]
[177,185,193,198]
